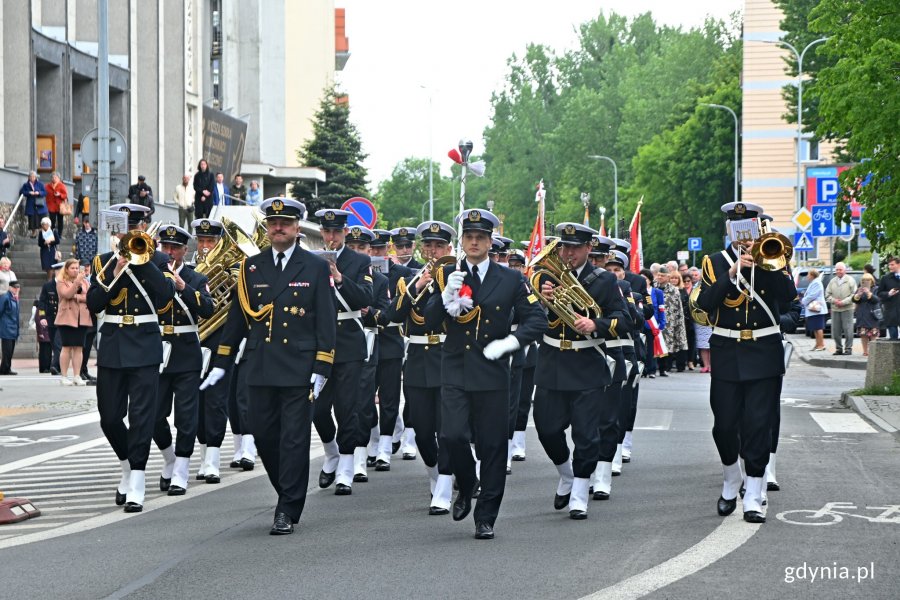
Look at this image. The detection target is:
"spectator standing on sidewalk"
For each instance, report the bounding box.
[46,172,69,234]
[825,262,858,355]
[801,269,828,351]
[682,274,697,369]
[173,174,193,228]
[0,281,20,375]
[0,216,11,258]
[55,258,91,386]
[231,175,247,203]
[246,180,262,206]
[33,295,52,372]
[38,217,61,280]
[852,274,881,356]
[128,176,155,221]
[39,263,63,376]
[74,217,98,263]
[21,171,48,238]
[0,257,17,294]
[193,159,215,219]
[876,257,900,340]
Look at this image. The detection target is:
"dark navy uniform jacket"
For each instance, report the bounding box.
[214,245,336,386]
[387,276,443,389]
[372,262,412,361]
[625,271,654,320]
[331,246,374,364]
[363,270,390,365]
[534,264,630,391]
[87,252,175,369]
[425,259,546,392]
[158,264,215,373]
[696,245,797,382]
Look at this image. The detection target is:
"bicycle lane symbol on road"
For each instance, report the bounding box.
[0,435,79,448]
[777,502,900,526]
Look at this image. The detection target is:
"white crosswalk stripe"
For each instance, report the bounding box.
[809,412,877,433]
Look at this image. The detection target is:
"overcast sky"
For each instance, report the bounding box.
[336,0,743,189]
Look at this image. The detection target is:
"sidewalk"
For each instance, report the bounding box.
[842,393,900,434]
[787,332,868,370]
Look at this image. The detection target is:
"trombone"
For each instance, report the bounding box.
[95,222,162,291]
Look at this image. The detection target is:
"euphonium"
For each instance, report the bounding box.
[751,220,793,271]
[195,217,270,341]
[95,222,161,291]
[527,239,602,330]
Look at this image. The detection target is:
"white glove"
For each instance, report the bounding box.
[312,374,328,399]
[200,367,226,390]
[483,334,520,360]
[442,270,468,313]
[446,270,466,293]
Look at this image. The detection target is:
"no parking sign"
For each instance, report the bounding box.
[341,197,378,229]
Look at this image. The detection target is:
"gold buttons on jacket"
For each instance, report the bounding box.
[283,339,288,344]
[283,322,288,327]
[465,345,470,350]
[484,319,490,324]
[284,307,289,312]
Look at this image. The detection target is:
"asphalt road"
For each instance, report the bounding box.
[1,357,897,600]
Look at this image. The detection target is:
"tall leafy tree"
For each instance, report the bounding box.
[808,0,900,253]
[291,88,369,215]
[374,158,455,228]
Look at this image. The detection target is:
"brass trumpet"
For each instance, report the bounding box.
[407,255,458,303]
[528,239,602,330]
[95,222,161,291]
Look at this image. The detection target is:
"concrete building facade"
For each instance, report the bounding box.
[742,0,837,262]
[0,0,345,213]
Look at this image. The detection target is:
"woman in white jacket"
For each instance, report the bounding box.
[801,269,828,351]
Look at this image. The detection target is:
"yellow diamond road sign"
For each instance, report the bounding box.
[792,207,813,231]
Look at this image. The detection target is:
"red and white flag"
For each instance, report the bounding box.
[629,198,644,274]
[526,180,546,264]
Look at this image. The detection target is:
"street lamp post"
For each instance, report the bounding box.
[587,155,618,238]
[419,85,434,220]
[699,103,739,204]
[762,38,828,210]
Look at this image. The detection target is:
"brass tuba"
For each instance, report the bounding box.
[751,220,793,271]
[195,216,270,341]
[528,239,602,330]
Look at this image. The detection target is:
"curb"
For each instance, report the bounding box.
[798,355,867,370]
[842,393,899,433]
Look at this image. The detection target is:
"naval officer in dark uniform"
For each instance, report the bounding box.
[152,225,214,495]
[533,224,629,519]
[312,208,374,495]
[87,203,176,512]
[426,208,546,539]
[386,220,456,514]
[695,201,796,524]
[202,198,336,535]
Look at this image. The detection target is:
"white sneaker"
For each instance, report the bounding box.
[61,377,74,386]
[73,376,86,386]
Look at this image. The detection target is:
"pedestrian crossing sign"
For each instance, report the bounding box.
[793,231,815,251]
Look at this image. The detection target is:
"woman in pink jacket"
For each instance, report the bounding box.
[55,258,91,385]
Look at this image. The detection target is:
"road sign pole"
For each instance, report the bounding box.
[692,250,696,268]
[97,0,110,253]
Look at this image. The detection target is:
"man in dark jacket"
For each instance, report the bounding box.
[0,282,20,375]
[876,257,900,339]
[38,264,63,375]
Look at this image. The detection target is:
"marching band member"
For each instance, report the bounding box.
[390,226,421,459]
[313,209,375,495]
[87,203,175,512]
[201,198,335,534]
[386,220,456,514]
[507,250,536,463]
[152,225,214,495]
[695,202,796,524]
[426,208,545,539]
[532,224,628,519]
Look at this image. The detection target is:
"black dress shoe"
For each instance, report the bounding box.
[553,493,570,511]
[659,372,669,377]
[832,349,844,355]
[622,456,631,463]
[743,510,766,523]
[205,474,221,484]
[452,491,472,521]
[506,466,512,475]
[472,478,481,499]
[366,456,377,468]
[844,349,852,355]
[717,496,737,516]
[49,367,60,376]
[512,455,526,462]
[196,473,207,481]
[429,506,449,516]
[270,512,294,535]
[159,476,171,492]
[229,460,242,469]
[81,372,97,382]
[115,490,126,506]
[86,380,97,386]
[167,485,186,496]
[335,483,352,496]
[318,470,336,489]
[353,473,368,483]
[375,460,390,472]
[124,502,143,513]
[593,490,609,501]
[239,458,255,471]
[767,482,780,492]
[474,522,494,540]
[569,509,587,520]
[402,452,416,460]
[392,441,401,455]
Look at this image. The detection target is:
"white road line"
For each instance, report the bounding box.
[581,500,760,599]
[810,412,877,434]
[0,522,60,531]
[0,473,122,483]
[0,437,109,474]
[5,481,119,492]
[22,490,122,500]
[31,512,102,520]
[633,409,673,431]
[11,412,100,431]
[41,504,116,512]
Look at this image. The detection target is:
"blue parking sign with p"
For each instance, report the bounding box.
[817,177,840,204]
[688,237,702,251]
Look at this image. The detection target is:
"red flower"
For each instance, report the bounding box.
[459,284,473,298]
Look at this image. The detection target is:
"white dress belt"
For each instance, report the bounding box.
[160,324,199,335]
[712,325,781,341]
[542,335,604,351]
[105,314,158,325]
[604,338,633,348]
[337,310,362,321]
[408,334,446,345]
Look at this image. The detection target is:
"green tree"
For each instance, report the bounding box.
[291,88,369,215]
[809,0,900,253]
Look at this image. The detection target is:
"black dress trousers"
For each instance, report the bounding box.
[97,365,159,470]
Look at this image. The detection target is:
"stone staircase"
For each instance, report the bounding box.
[6,229,78,359]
